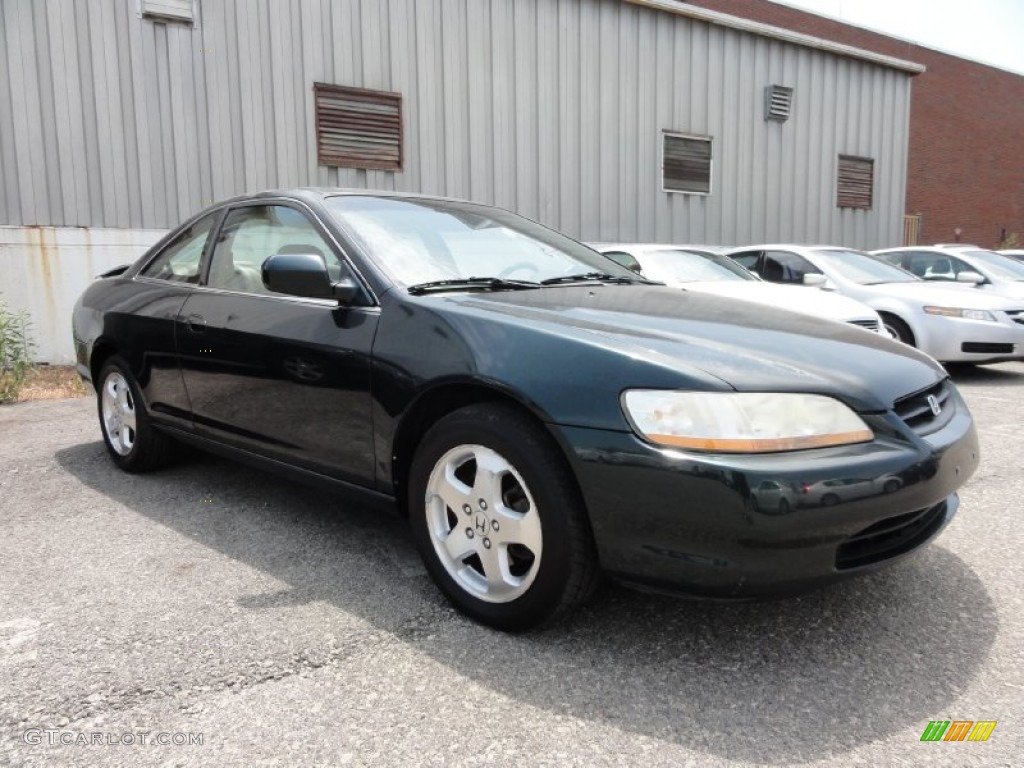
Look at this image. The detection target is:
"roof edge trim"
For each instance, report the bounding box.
[624,0,927,75]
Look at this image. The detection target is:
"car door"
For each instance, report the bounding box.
[127,210,223,426]
[176,202,378,486]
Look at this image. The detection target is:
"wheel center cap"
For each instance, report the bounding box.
[473,512,489,537]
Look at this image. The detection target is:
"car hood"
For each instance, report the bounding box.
[430,285,945,412]
[847,281,1024,308]
[678,281,878,322]
[974,282,1024,301]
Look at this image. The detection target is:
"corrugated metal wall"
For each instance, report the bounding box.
[0,0,912,248]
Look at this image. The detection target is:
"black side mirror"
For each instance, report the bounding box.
[262,252,359,304]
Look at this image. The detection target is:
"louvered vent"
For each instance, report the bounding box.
[765,85,793,122]
[837,155,874,209]
[140,0,194,23]
[314,83,403,171]
[662,133,712,194]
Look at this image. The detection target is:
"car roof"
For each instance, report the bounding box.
[593,243,725,252]
[212,187,484,209]
[721,244,845,254]
[873,245,980,253]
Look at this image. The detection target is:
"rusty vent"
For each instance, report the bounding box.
[314,83,403,171]
[764,85,793,122]
[662,133,712,194]
[837,155,874,209]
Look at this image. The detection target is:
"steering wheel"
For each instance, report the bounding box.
[497,262,541,280]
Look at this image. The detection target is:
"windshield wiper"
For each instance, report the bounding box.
[540,272,639,286]
[406,277,541,295]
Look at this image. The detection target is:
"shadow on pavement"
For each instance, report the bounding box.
[56,440,997,765]
[945,361,1024,387]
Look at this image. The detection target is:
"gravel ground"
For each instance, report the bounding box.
[1,363,1022,767]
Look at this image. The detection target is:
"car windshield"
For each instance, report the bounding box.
[813,248,919,284]
[324,196,641,288]
[959,249,1024,281]
[634,249,755,283]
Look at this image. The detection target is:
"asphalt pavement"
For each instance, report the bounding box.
[1,363,1022,767]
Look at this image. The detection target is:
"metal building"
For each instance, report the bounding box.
[0,0,921,361]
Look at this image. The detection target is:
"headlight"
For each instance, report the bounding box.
[621,391,874,453]
[923,306,996,322]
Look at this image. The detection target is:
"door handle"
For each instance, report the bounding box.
[186,314,207,333]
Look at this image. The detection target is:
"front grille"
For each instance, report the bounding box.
[848,319,882,332]
[893,379,954,435]
[835,501,947,570]
[961,342,1015,354]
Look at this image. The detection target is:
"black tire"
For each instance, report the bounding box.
[821,493,840,507]
[778,497,790,513]
[408,403,599,631]
[96,356,177,473]
[879,313,915,346]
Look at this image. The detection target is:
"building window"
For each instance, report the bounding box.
[662,132,712,195]
[139,0,194,23]
[314,83,403,171]
[837,155,874,209]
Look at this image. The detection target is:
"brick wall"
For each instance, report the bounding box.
[684,0,1024,248]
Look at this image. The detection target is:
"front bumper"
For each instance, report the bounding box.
[916,313,1024,363]
[556,387,979,599]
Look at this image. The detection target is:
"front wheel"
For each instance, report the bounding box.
[408,404,599,631]
[97,356,176,472]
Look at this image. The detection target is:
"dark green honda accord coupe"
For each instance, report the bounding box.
[72,189,980,630]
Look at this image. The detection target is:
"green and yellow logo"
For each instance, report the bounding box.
[920,720,997,742]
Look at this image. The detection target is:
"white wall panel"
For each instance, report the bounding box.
[0,0,912,248]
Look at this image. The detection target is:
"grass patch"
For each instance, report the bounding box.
[14,365,89,402]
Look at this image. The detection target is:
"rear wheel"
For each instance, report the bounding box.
[408,404,599,631]
[97,356,176,472]
[879,313,915,346]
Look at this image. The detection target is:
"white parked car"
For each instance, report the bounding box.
[591,243,885,333]
[998,249,1024,263]
[724,244,1024,364]
[873,245,1024,300]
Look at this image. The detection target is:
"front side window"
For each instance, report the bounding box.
[760,251,823,284]
[909,253,968,281]
[139,212,218,283]
[206,205,343,295]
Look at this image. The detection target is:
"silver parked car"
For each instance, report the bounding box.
[725,244,1024,364]
[873,245,1024,300]
[592,243,885,332]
